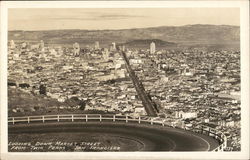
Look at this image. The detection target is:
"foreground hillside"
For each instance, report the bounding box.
[8,88,113,117]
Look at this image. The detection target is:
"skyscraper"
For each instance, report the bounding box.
[10,40,15,49]
[118,45,126,52]
[73,42,80,56]
[40,40,44,48]
[40,40,45,52]
[150,42,156,54]
[94,41,99,50]
[103,48,110,60]
[122,45,126,52]
[112,42,116,51]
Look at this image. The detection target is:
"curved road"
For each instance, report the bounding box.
[8,122,219,151]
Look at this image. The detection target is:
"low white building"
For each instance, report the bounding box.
[177,111,198,119]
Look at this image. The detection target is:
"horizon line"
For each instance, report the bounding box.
[8,24,240,32]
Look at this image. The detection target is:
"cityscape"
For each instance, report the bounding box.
[8,38,240,151]
[7,8,241,152]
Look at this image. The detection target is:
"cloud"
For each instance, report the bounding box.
[48,17,100,21]
[98,14,146,20]
[47,13,146,21]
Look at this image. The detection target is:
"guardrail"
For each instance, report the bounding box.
[8,114,226,151]
[8,114,164,125]
[191,124,227,151]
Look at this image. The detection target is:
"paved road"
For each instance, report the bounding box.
[121,51,158,116]
[9,122,219,151]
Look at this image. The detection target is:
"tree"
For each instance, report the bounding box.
[39,84,46,95]
[79,101,86,110]
[65,97,86,111]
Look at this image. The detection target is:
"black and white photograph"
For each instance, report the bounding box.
[0,1,249,160]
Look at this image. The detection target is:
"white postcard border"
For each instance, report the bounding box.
[1,1,249,160]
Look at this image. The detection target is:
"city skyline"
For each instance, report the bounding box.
[8,8,240,31]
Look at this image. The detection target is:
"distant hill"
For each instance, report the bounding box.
[8,24,240,49]
[122,39,177,49]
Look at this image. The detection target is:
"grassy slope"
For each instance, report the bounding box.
[8,88,63,116]
[8,88,115,117]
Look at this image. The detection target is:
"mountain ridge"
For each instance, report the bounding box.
[8,24,240,48]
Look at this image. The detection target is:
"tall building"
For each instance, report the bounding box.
[40,40,45,52]
[73,42,80,56]
[40,40,44,48]
[150,42,156,54]
[112,42,116,51]
[94,41,99,50]
[118,45,126,51]
[10,40,15,49]
[103,48,110,60]
[21,42,27,53]
[122,45,126,52]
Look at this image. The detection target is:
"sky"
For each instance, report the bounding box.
[8,8,240,31]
